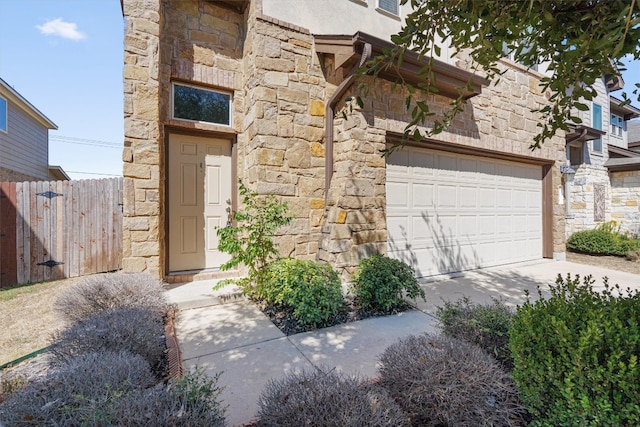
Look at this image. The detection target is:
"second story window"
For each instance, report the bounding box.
[378,0,398,15]
[592,103,602,153]
[611,113,624,137]
[0,96,7,133]
[172,83,231,126]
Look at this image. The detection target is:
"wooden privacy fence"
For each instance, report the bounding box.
[0,178,123,288]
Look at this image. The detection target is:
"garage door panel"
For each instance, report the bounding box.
[478,215,496,236]
[438,186,457,208]
[458,216,477,239]
[413,183,435,207]
[478,188,496,208]
[496,215,512,235]
[459,186,478,208]
[528,190,541,209]
[387,147,542,277]
[497,189,512,208]
[412,216,433,242]
[387,181,409,207]
[437,154,458,177]
[513,189,528,208]
[412,152,435,174]
[387,216,410,241]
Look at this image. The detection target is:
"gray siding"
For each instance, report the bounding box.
[0,98,50,181]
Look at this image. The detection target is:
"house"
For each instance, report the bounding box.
[563,73,640,237]
[121,0,567,281]
[0,77,69,182]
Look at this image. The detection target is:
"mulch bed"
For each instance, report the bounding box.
[257,295,413,336]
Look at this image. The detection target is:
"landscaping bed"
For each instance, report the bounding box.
[259,295,413,336]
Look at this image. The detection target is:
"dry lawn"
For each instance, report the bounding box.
[0,277,80,366]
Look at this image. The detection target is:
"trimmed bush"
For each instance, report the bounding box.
[351,254,425,312]
[378,334,527,426]
[436,297,514,369]
[510,274,640,426]
[72,369,226,426]
[54,272,168,323]
[260,258,344,326]
[567,228,640,256]
[0,351,156,425]
[257,368,409,426]
[49,307,166,375]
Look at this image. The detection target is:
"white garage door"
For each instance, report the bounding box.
[386,147,542,277]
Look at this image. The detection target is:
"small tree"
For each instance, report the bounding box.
[216,180,293,297]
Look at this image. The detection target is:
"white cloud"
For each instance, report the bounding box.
[36,18,86,41]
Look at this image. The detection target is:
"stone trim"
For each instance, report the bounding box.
[171,60,237,91]
[256,13,311,35]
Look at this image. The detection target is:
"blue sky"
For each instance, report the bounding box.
[0,1,639,180]
[0,0,124,179]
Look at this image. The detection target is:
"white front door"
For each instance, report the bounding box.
[168,134,232,272]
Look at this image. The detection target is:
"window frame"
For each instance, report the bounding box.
[0,96,7,134]
[171,82,232,127]
[377,0,399,16]
[592,103,602,153]
[611,113,624,137]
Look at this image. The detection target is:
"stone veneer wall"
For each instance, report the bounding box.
[610,170,640,236]
[565,164,611,236]
[241,14,328,260]
[122,0,247,276]
[123,0,566,279]
[123,0,329,277]
[319,62,567,278]
[0,166,38,182]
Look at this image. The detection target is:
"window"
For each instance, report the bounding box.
[378,0,398,15]
[592,103,602,153]
[611,113,624,137]
[0,96,6,133]
[172,83,231,126]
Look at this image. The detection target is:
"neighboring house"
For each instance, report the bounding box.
[563,72,640,237]
[628,119,640,148]
[0,78,69,182]
[122,0,567,281]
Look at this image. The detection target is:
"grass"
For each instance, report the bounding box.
[0,278,79,366]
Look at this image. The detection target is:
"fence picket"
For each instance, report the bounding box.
[0,178,123,287]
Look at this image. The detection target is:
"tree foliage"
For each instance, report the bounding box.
[362,0,640,150]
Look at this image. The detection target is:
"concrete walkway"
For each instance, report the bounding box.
[166,259,639,426]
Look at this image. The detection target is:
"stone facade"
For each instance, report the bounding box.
[319,64,566,277]
[610,170,640,236]
[566,164,611,235]
[122,0,566,280]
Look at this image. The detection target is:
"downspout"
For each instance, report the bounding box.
[324,42,372,203]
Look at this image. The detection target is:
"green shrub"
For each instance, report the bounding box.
[351,254,425,312]
[567,228,640,256]
[257,368,409,426]
[510,274,640,426]
[54,272,168,323]
[261,258,343,327]
[436,297,514,369]
[378,334,528,426]
[216,180,293,297]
